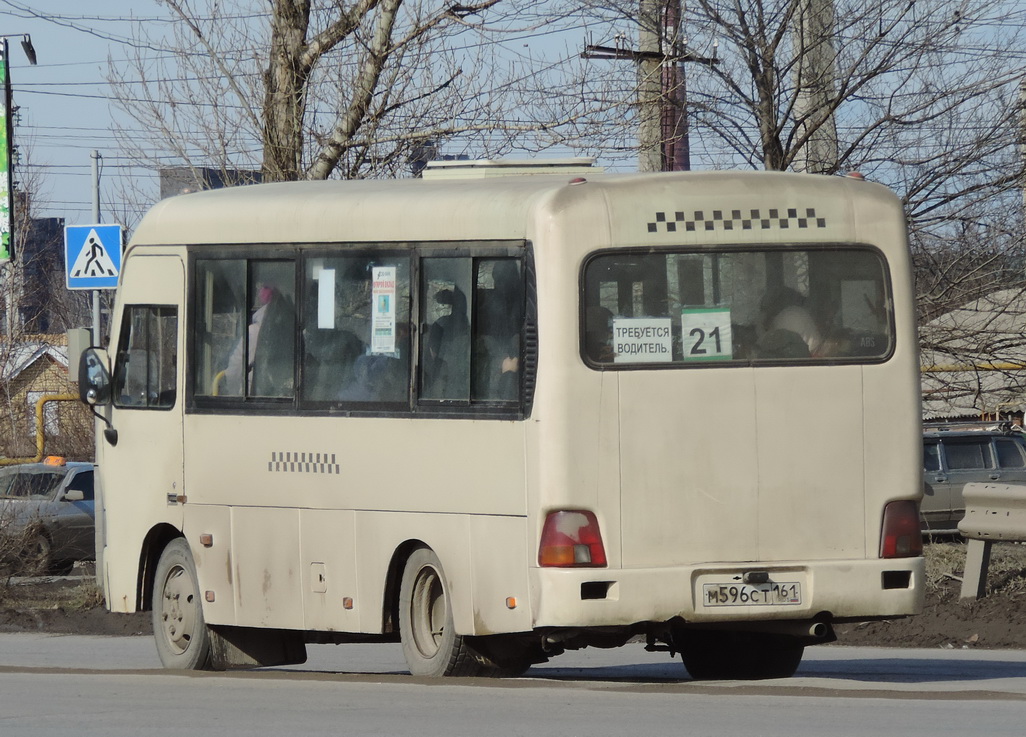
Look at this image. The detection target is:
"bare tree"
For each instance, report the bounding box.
[101,0,601,190]
[573,4,1023,265]
[573,1,1023,182]
[0,152,94,462]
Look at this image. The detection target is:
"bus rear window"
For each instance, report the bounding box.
[582,247,892,366]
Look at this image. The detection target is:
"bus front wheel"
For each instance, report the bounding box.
[398,547,517,677]
[152,538,213,670]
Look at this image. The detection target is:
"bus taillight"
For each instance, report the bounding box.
[538,510,607,567]
[879,500,923,558]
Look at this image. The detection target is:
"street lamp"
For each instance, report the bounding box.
[19,35,36,66]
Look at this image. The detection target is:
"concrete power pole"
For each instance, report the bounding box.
[637,0,663,172]
[660,0,689,171]
[1020,78,1026,276]
[793,0,838,174]
[585,0,713,172]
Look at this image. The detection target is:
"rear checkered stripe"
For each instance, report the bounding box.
[268,451,340,474]
[647,208,827,234]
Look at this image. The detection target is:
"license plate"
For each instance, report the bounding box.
[702,581,802,607]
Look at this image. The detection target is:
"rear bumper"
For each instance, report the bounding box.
[529,556,924,628]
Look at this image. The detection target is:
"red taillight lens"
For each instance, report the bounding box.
[538,510,607,567]
[880,500,923,558]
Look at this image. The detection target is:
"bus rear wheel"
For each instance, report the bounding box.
[398,547,520,677]
[152,538,213,670]
[677,630,804,680]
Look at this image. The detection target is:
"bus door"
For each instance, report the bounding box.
[102,255,186,594]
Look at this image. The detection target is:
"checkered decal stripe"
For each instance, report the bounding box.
[647,208,827,233]
[268,451,340,474]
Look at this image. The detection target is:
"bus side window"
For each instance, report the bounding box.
[196,259,246,398]
[302,258,367,402]
[112,305,178,409]
[420,258,473,401]
[305,255,410,405]
[248,261,297,398]
[472,259,523,402]
[350,259,410,403]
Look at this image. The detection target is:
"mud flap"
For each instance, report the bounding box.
[208,625,307,670]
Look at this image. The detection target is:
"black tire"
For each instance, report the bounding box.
[152,538,213,670]
[398,547,516,677]
[21,533,52,577]
[48,559,76,577]
[678,630,804,680]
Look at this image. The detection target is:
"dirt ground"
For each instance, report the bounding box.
[835,540,1026,650]
[0,568,152,637]
[2,542,1026,648]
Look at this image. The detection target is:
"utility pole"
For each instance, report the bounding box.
[793,0,838,174]
[0,34,37,336]
[660,0,688,171]
[1020,78,1026,277]
[584,0,715,172]
[637,0,662,172]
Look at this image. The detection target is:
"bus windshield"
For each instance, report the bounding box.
[583,247,892,366]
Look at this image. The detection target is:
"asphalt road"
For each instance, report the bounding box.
[1,636,1025,736]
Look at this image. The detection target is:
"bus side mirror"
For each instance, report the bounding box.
[79,348,112,407]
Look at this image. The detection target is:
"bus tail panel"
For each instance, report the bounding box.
[617,366,881,568]
[528,556,924,630]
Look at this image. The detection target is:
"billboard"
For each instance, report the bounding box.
[0,39,11,263]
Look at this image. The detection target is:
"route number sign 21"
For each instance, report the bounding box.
[681,308,732,361]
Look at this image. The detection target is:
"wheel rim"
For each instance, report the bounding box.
[159,564,198,655]
[409,564,446,659]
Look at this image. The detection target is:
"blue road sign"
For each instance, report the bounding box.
[65,224,122,290]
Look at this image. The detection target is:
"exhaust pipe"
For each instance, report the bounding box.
[808,621,829,638]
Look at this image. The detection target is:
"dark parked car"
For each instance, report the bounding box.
[922,425,1026,533]
[0,459,95,575]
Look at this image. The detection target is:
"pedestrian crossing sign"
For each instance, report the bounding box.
[65,224,122,290]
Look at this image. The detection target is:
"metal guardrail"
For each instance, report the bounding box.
[957,482,1026,600]
[959,482,1026,540]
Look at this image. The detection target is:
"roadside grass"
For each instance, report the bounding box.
[0,573,103,611]
[923,540,1026,595]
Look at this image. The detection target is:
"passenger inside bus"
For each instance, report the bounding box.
[223,284,296,397]
[250,287,296,396]
[473,260,522,401]
[756,287,823,358]
[422,287,471,399]
[303,326,364,402]
[337,322,410,403]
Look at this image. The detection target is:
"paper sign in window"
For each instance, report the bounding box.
[371,266,397,354]
[315,267,335,330]
[613,317,673,363]
[681,308,732,360]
